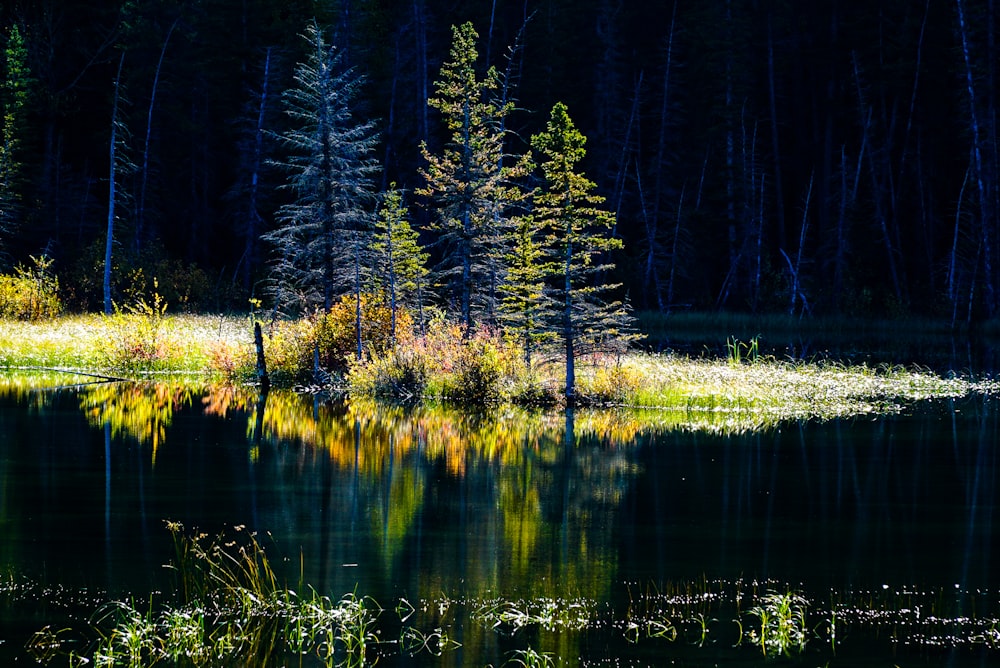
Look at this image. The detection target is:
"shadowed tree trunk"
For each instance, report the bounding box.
[104,52,125,315]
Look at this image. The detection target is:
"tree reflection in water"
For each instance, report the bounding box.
[1,373,999,665]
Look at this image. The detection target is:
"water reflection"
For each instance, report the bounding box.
[1,373,999,664]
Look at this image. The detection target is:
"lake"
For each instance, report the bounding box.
[1,373,999,666]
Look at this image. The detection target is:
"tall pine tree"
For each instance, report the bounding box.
[0,24,32,257]
[418,21,528,330]
[532,102,634,403]
[264,20,380,330]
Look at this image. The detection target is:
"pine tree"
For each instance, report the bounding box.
[498,213,555,367]
[264,20,380,332]
[0,24,32,256]
[531,102,634,403]
[417,21,528,330]
[372,183,429,339]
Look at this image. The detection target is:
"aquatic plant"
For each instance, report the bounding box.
[746,590,809,656]
[508,647,555,667]
[16,564,1000,666]
[726,335,759,365]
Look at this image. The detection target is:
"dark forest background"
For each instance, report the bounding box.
[0,0,998,322]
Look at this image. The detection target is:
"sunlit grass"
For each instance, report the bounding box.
[2,315,996,425]
[0,314,250,375]
[575,351,995,422]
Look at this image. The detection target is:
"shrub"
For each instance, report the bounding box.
[444,329,510,403]
[0,255,62,320]
[257,317,315,385]
[313,294,412,372]
[100,289,179,372]
[579,361,646,405]
[347,346,428,399]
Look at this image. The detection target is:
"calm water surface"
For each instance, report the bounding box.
[1,375,999,666]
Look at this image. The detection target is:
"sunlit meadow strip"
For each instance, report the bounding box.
[0,314,250,375]
[577,352,997,423]
[2,316,995,424]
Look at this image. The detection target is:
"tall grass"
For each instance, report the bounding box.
[0,313,249,375]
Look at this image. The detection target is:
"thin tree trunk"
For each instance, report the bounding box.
[766,13,786,249]
[104,52,125,315]
[611,71,643,237]
[834,146,849,311]
[354,235,363,360]
[564,237,575,405]
[666,183,685,312]
[956,0,995,314]
[136,17,178,253]
[413,0,429,143]
[242,47,272,290]
[852,51,904,305]
[950,161,971,327]
[254,321,269,392]
[896,0,930,200]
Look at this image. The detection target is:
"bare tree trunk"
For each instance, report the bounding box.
[241,46,272,290]
[766,13,786,249]
[413,0,429,143]
[783,173,812,317]
[665,183,685,312]
[136,17,178,253]
[852,52,904,305]
[956,0,996,315]
[104,52,125,315]
[254,321,269,392]
[354,234,363,360]
[949,161,971,327]
[896,0,930,199]
[648,3,677,313]
[611,71,643,237]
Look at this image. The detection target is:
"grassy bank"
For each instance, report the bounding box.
[1,314,995,421]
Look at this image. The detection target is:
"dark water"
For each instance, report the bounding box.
[1,376,999,666]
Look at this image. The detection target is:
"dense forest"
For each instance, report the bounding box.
[0,0,998,324]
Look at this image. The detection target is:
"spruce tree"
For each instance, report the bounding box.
[418,21,528,331]
[531,102,634,403]
[0,24,32,256]
[372,183,430,339]
[264,20,380,335]
[498,213,555,367]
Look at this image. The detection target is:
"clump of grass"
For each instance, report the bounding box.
[746,590,809,656]
[508,647,555,667]
[55,523,391,667]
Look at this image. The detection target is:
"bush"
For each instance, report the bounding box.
[579,359,646,405]
[347,347,428,399]
[0,255,62,320]
[347,321,526,404]
[101,290,178,372]
[444,329,510,403]
[313,294,412,372]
